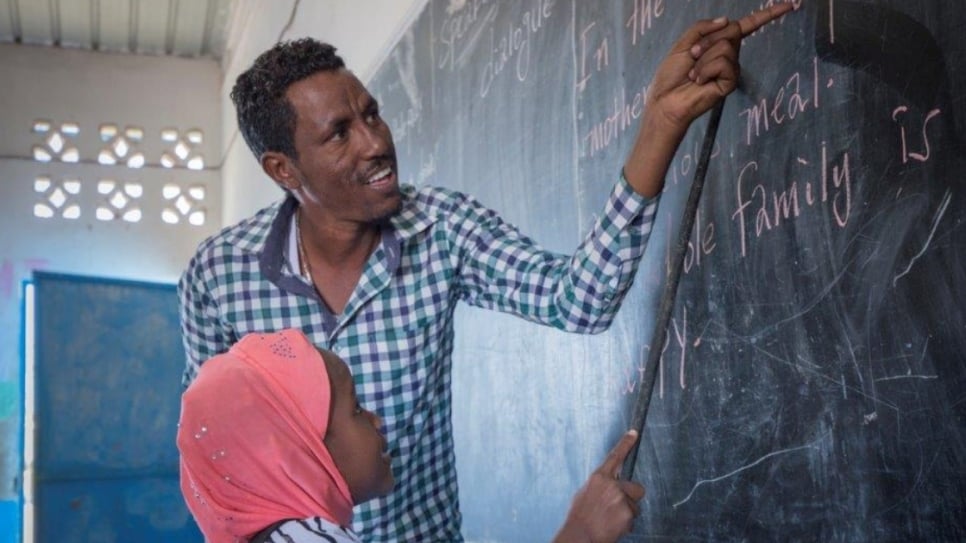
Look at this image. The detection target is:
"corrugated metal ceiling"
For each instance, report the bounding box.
[0,0,236,59]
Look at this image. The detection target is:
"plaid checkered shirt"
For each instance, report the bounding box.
[178,176,658,541]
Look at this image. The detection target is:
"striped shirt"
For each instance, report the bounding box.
[178,177,658,541]
[262,518,360,543]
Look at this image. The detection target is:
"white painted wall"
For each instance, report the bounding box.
[0,0,430,537]
[0,42,221,538]
[218,0,428,224]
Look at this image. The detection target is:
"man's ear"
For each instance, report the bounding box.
[261,151,300,191]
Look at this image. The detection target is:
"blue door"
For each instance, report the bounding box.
[30,272,201,541]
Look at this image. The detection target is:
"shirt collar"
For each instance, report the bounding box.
[389,184,437,241]
[239,186,437,284]
[259,196,315,297]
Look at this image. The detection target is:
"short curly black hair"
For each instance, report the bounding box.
[230,38,346,160]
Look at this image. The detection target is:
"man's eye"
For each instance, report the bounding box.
[354,402,364,414]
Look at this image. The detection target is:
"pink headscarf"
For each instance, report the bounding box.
[177,329,354,542]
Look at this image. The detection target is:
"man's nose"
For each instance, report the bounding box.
[359,121,389,156]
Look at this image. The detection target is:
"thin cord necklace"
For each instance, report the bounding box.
[296,209,313,283]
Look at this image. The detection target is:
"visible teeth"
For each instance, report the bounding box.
[367,167,391,184]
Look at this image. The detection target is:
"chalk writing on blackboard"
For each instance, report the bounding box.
[892,189,952,286]
[891,106,941,163]
[732,144,853,256]
[576,21,609,94]
[583,83,650,158]
[625,0,666,46]
[672,433,830,508]
[479,0,555,98]
[438,0,496,72]
[738,57,826,146]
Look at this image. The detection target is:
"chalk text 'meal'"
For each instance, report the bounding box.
[738,57,825,146]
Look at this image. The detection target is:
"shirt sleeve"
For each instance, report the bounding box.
[177,249,230,387]
[451,174,659,333]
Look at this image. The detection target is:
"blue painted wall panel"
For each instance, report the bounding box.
[32,273,201,541]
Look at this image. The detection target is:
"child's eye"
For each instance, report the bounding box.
[354,402,364,414]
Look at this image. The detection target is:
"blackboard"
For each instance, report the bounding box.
[367,1,966,541]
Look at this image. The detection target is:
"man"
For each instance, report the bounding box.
[178,5,793,541]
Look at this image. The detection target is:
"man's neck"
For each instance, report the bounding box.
[298,209,381,266]
[296,208,382,314]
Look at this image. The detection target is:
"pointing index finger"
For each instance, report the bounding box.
[600,429,640,478]
[737,3,795,37]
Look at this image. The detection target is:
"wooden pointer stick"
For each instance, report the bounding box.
[620,100,725,481]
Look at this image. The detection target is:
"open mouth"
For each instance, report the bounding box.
[364,166,394,187]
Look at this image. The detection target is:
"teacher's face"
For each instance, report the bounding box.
[282,69,400,227]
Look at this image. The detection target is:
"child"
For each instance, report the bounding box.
[177,329,645,542]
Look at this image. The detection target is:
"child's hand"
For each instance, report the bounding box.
[553,430,646,543]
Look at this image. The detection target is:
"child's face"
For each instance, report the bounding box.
[322,351,395,504]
